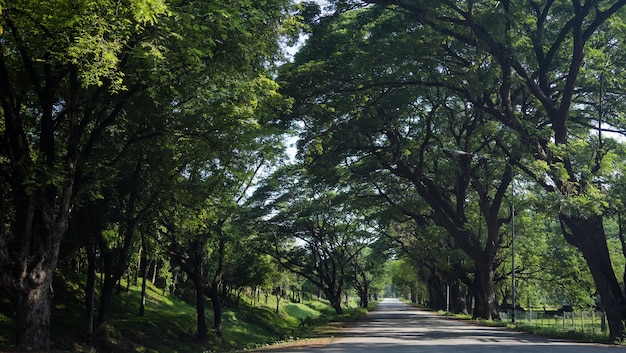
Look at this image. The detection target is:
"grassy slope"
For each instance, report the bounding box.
[0,274,368,353]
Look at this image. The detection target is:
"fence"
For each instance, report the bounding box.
[499,309,608,336]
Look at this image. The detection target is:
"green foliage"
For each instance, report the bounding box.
[278,4,626,337]
[1,0,296,349]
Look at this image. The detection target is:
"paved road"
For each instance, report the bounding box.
[279,298,626,352]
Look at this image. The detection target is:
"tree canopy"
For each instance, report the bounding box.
[6,0,626,350]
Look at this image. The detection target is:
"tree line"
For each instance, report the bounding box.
[278,0,626,341]
[4,0,626,351]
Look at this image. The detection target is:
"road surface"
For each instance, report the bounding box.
[275,298,626,352]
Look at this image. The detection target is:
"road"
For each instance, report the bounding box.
[275,298,626,352]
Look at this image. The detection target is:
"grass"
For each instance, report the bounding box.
[0,274,374,353]
[283,303,321,320]
[509,320,612,344]
[243,301,378,352]
[433,307,615,345]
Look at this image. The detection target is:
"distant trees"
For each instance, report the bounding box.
[249,166,382,314]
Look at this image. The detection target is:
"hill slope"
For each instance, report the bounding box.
[0,273,342,352]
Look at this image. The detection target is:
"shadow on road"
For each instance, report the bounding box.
[283,299,625,353]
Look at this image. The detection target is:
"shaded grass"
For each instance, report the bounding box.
[105,285,202,353]
[0,297,14,349]
[509,321,612,344]
[244,301,378,352]
[0,272,362,353]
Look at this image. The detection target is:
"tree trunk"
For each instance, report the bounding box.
[15,282,53,350]
[450,281,468,314]
[92,249,134,347]
[151,259,158,284]
[92,271,116,348]
[472,258,499,320]
[139,263,148,316]
[354,266,370,308]
[210,226,226,337]
[85,235,96,336]
[427,271,446,311]
[562,214,626,340]
[410,285,417,303]
[330,297,344,315]
[325,288,344,315]
[170,238,209,346]
[139,233,148,316]
[9,205,68,351]
[194,276,209,345]
[92,225,137,346]
[91,160,145,346]
[275,292,281,315]
[360,282,369,309]
[208,285,223,338]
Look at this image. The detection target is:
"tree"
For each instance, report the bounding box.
[159,115,285,345]
[349,242,388,308]
[386,258,426,303]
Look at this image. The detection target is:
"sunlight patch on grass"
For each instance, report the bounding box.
[283,303,321,320]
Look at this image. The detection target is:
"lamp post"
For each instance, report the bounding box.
[449,150,516,323]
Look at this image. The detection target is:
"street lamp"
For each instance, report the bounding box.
[449,149,516,323]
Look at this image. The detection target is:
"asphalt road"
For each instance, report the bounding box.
[277,298,626,352]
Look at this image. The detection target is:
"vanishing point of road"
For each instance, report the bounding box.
[274,298,626,352]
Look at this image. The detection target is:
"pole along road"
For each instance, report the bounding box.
[273,298,626,352]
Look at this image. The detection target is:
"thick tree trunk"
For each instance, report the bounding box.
[10,205,68,351]
[427,272,446,311]
[92,272,116,347]
[359,281,369,308]
[16,282,53,350]
[562,214,626,340]
[450,281,468,314]
[328,294,344,315]
[472,258,498,320]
